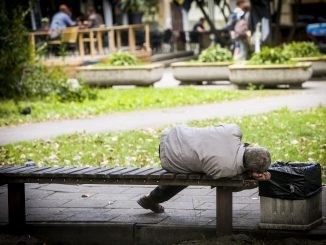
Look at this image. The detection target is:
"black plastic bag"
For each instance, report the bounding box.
[259,161,322,200]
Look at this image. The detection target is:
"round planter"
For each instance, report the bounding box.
[76,64,164,86]
[291,56,326,77]
[171,62,232,84]
[229,62,312,88]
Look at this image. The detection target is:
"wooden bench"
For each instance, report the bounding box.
[0,165,256,236]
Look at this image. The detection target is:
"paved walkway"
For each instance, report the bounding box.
[0,184,325,244]
[0,81,326,145]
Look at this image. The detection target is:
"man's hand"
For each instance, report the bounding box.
[251,171,271,181]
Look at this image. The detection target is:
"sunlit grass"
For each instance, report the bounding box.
[0,87,288,126]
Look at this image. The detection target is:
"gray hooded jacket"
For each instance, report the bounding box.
[159,124,246,179]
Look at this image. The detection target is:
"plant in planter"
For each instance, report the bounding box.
[171,45,233,85]
[198,45,233,62]
[76,51,164,86]
[99,51,141,66]
[229,47,313,89]
[283,42,326,78]
[248,47,293,65]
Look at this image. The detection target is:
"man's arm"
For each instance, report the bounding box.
[64,14,76,27]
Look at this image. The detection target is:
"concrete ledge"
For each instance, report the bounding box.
[291,57,326,77]
[229,62,313,87]
[171,62,231,83]
[76,64,164,86]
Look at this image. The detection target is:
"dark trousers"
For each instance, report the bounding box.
[149,185,187,203]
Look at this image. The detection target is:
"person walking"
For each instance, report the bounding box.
[224,0,251,60]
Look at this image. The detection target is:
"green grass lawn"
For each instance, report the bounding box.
[0,87,289,126]
[1,107,325,173]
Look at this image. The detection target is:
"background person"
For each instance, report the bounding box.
[224,0,251,60]
[137,124,271,213]
[193,17,206,32]
[87,8,104,28]
[49,4,76,39]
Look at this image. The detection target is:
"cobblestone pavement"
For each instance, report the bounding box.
[0,184,325,233]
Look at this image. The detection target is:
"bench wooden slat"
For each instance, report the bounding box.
[33,167,65,174]
[84,167,114,175]
[17,167,53,175]
[58,167,89,175]
[110,167,139,177]
[4,166,34,174]
[70,167,101,175]
[175,173,188,180]
[0,166,13,171]
[147,169,167,179]
[98,167,125,176]
[122,168,151,177]
[42,166,76,174]
[160,173,176,180]
[0,167,17,173]
[188,174,202,180]
[133,168,163,178]
[0,166,30,173]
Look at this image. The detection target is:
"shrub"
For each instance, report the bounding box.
[102,51,140,66]
[283,41,321,58]
[0,3,32,99]
[248,47,293,65]
[56,78,97,102]
[22,65,96,102]
[198,45,233,62]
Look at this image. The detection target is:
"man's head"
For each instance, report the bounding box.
[236,0,250,10]
[244,146,271,180]
[59,4,69,14]
[88,7,95,15]
[199,18,205,24]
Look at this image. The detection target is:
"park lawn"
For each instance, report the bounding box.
[0,87,289,126]
[1,107,325,178]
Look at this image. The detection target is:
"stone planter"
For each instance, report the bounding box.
[291,56,326,77]
[171,62,232,84]
[229,62,313,88]
[76,64,164,86]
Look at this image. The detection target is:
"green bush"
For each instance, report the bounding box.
[198,45,233,62]
[56,79,97,102]
[20,64,96,102]
[248,47,293,65]
[22,65,66,98]
[283,41,321,58]
[102,51,140,66]
[0,3,32,99]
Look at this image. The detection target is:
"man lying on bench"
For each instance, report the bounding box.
[137,124,271,213]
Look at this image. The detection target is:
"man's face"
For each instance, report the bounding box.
[251,171,271,181]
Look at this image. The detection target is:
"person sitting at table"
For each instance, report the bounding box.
[49,4,76,39]
[87,7,104,28]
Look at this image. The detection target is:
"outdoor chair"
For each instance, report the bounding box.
[48,26,79,55]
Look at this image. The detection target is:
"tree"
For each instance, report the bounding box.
[0,2,32,98]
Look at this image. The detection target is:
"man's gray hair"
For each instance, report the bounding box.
[243,146,271,173]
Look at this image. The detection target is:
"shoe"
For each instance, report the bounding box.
[137,195,165,213]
